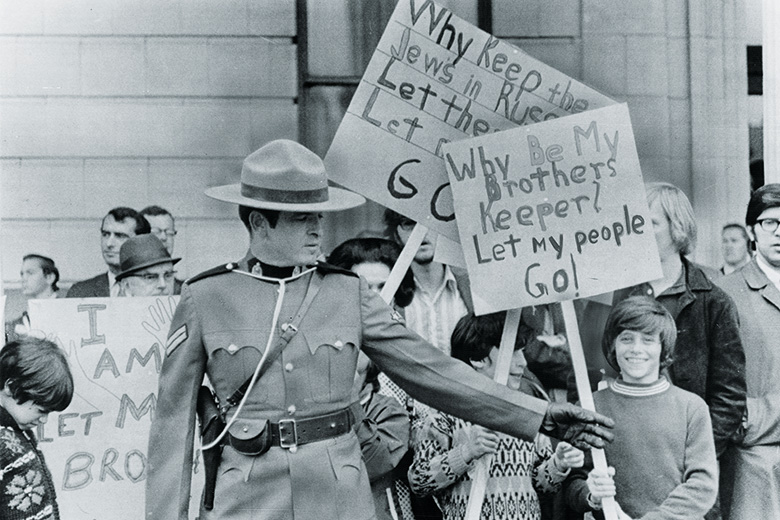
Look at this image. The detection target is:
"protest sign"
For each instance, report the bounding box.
[27,297,202,520]
[325,0,615,241]
[433,234,466,268]
[443,103,662,315]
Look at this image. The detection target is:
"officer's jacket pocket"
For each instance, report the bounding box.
[203,331,270,403]
[320,434,371,517]
[327,433,363,480]
[303,327,359,403]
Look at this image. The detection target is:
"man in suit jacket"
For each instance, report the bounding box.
[65,207,150,298]
[718,184,780,520]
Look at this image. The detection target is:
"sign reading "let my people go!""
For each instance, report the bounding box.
[325,0,615,240]
[443,104,662,315]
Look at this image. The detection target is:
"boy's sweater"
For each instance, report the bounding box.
[565,377,718,520]
[0,406,60,520]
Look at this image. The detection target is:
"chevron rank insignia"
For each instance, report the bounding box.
[166,325,188,357]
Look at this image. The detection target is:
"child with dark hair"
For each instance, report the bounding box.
[564,296,718,519]
[328,237,415,308]
[0,337,74,520]
[408,312,583,520]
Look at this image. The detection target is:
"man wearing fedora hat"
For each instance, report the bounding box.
[146,139,615,520]
[115,234,181,297]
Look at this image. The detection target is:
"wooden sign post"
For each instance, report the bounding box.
[380,222,427,305]
[443,104,662,520]
[561,299,620,518]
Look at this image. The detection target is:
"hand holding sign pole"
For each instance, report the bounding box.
[561,299,619,520]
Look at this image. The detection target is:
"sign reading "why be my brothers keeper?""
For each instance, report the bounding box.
[325,0,615,241]
[444,104,662,315]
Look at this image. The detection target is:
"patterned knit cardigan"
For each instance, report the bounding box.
[0,406,60,520]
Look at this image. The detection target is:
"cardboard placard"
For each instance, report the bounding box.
[433,234,466,268]
[443,103,662,314]
[325,0,615,241]
[27,297,202,520]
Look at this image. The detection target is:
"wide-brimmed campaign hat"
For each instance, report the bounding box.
[115,234,181,281]
[204,139,365,212]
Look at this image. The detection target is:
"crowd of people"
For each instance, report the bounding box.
[1,139,778,520]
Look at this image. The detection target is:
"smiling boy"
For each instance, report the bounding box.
[565,296,718,519]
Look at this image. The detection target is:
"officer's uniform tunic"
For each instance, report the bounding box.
[146,260,548,520]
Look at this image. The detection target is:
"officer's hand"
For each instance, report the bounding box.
[462,425,499,463]
[541,402,615,450]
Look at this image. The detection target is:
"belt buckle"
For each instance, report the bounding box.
[278,419,297,449]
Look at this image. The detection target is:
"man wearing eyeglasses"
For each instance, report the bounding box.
[115,234,181,297]
[718,183,780,520]
[141,205,177,255]
[140,205,184,293]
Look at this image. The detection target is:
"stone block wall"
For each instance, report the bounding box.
[0,0,298,288]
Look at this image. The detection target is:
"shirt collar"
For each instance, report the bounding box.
[247,258,302,279]
[443,265,459,290]
[107,270,119,297]
[756,254,780,291]
[413,265,459,298]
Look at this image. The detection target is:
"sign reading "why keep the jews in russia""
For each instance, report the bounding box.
[325,0,615,241]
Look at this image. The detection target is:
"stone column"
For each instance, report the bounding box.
[688,0,751,266]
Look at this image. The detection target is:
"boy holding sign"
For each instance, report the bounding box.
[408,312,584,520]
[564,296,718,519]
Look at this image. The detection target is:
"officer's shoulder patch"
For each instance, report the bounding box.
[166,325,188,356]
[316,261,359,278]
[186,263,237,284]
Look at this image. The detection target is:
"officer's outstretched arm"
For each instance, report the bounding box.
[540,402,615,450]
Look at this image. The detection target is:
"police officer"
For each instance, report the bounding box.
[145,140,614,520]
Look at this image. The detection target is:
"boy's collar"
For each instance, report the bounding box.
[610,376,670,397]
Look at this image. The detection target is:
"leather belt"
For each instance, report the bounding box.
[270,408,353,449]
